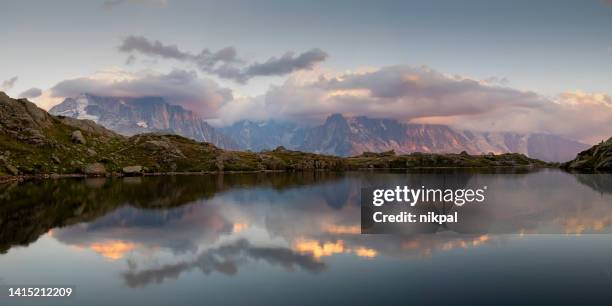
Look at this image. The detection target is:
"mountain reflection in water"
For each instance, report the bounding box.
[1,170,612,305]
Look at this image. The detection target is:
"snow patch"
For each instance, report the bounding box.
[74,96,99,122]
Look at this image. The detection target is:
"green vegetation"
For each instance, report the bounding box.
[563,137,612,171]
[345,150,549,169]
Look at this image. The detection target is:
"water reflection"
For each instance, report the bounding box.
[122,239,326,288]
[1,170,611,291]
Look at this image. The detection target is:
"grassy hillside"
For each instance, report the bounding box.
[563,137,612,171]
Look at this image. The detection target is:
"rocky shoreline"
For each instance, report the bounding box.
[0,162,554,184]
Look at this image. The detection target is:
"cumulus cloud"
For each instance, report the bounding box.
[217,65,545,123]
[118,35,328,83]
[18,87,42,99]
[1,76,18,91]
[119,35,192,60]
[434,90,612,144]
[48,69,232,117]
[215,65,612,144]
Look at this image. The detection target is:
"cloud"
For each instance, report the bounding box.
[119,35,191,60]
[125,54,136,65]
[48,69,232,117]
[122,239,325,287]
[244,49,328,78]
[217,65,545,123]
[1,76,18,90]
[440,90,612,144]
[535,91,612,143]
[30,60,612,144]
[215,65,612,143]
[101,0,167,10]
[118,35,327,83]
[481,76,509,86]
[18,87,42,99]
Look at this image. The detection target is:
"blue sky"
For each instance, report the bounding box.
[1,0,611,142]
[2,0,611,94]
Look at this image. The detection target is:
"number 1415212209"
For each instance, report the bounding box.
[8,287,73,297]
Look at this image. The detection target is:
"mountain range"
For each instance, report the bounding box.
[3,91,550,178]
[49,94,237,149]
[50,94,589,162]
[221,114,589,162]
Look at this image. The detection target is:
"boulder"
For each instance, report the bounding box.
[22,128,46,145]
[122,165,143,175]
[82,163,106,176]
[71,130,86,144]
[5,164,18,176]
[51,154,60,164]
[273,146,288,152]
[361,150,395,157]
[142,140,170,150]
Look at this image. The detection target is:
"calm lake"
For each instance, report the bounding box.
[1,169,612,305]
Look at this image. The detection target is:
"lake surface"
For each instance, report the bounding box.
[1,169,612,305]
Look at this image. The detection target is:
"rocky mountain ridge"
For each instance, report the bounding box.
[49,94,237,149]
[563,137,612,171]
[222,114,589,162]
[49,95,587,162]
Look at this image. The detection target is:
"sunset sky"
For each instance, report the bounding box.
[1,0,611,143]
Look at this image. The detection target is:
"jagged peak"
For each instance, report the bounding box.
[327,113,346,119]
[324,113,348,125]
